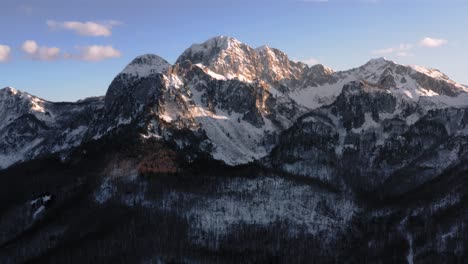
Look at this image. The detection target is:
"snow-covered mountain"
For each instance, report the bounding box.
[2,36,468,169]
[269,80,468,192]
[176,36,468,112]
[176,36,307,84]
[1,36,467,263]
[103,54,302,165]
[0,87,103,169]
[284,57,468,110]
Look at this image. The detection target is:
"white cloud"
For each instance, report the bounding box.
[419,37,448,48]
[21,40,38,54]
[20,41,121,62]
[47,20,120,37]
[0,45,11,62]
[75,45,122,61]
[21,40,61,61]
[372,37,448,58]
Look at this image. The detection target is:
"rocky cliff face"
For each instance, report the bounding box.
[98,55,304,165]
[1,36,467,263]
[176,36,308,85]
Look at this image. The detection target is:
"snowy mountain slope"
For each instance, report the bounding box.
[268,81,468,193]
[255,45,307,83]
[97,58,303,165]
[0,87,104,169]
[172,62,293,164]
[289,57,468,111]
[0,87,54,131]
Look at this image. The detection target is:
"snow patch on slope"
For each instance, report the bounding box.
[411,65,449,81]
[189,87,276,165]
[289,76,354,109]
[0,138,43,169]
[194,64,227,81]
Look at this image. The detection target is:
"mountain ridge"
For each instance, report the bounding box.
[3,37,466,103]
[1,36,468,169]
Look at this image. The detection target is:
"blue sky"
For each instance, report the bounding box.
[0,0,467,101]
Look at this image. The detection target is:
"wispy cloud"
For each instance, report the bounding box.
[372,36,448,58]
[372,43,413,57]
[419,37,448,48]
[47,20,121,37]
[74,45,122,61]
[21,41,121,62]
[21,40,61,61]
[0,45,11,62]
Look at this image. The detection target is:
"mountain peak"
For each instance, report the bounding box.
[210,35,242,46]
[366,57,395,66]
[176,36,310,83]
[309,64,334,74]
[176,35,259,81]
[0,86,21,96]
[120,54,171,78]
[175,36,246,65]
[2,86,16,91]
[191,35,242,50]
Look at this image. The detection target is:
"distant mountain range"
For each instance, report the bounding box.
[1,36,467,263]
